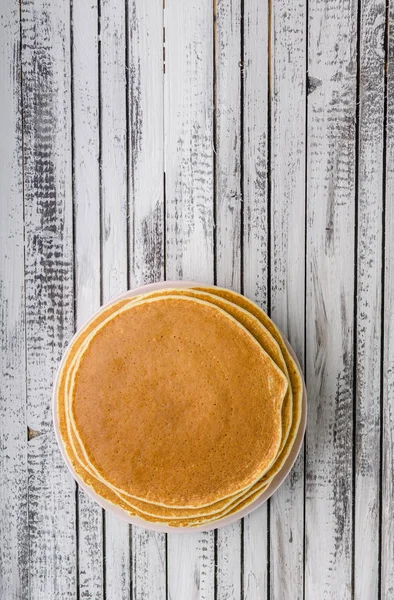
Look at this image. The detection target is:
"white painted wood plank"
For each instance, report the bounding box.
[100,0,131,597]
[381,3,394,595]
[269,0,306,597]
[101,0,128,300]
[165,1,215,598]
[129,0,165,289]
[216,523,242,600]
[71,2,104,597]
[305,0,358,595]
[242,0,269,596]
[164,0,214,285]
[21,0,77,597]
[132,526,167,600]
[0,3,28,598]
[243,510,267,600]
[242,0,269,309]
[354,1,386,597]
[214,1,242,598]
[128,1,167,598]
[215,0,242,293]
[167,532,214,600]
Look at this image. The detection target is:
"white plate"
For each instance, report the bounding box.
[53,281,307,533]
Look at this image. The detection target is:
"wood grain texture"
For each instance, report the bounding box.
[243,510,267,600]
[2,0,393,597]
[164,1,215,598]
[21,0,77,597]
[164,0,214,285]
[127,1,167,597]
[0,2,28,598]
[128,1,166,598]
[129,0,165,289]
[242,1,269,597]
[355,0,386,597]
[305,0,358,596]
[381,1,394,595]
[100,0,131,597]
[167,532,215,600]
[214,0,242,598]
[269,0,306,597]
[215,0,242,293]
[71,1,104,596]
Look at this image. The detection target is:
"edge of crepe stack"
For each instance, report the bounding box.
[70,290,289,504]
[56,286,304,528]
[65,294,286,514]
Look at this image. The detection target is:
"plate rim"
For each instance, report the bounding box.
[52,280,307,533]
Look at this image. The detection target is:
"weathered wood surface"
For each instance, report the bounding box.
[165,2,215,598]
[306,0,357,596]
[129,1,167,597]
[100,0,131,597]
[0,3,28,599]
[72,1,104,597]
[21,1,76,598]
[1,0,393,598]
[269,0,306,597]
[381,1,394,597]
[355,0,386,597]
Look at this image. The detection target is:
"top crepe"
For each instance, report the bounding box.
[70,295,288,507]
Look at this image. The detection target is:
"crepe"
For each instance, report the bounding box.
[56,287,303,525]
[57,288,303,523]
[61,290,290,518]
[68,295,288,507]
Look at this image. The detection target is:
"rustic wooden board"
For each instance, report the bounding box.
[305,0,358,596]
[21,0,77,597]
[71,1,104,597]
[214,0,243,597]
[164,1,215,598]
[381,0,394,595]
[242,1,269,596]
[100,0,131,597]
[2,0,393,597]
[269,0,306,597]
[354,0,386,597]
[128,1,167,597]
[0,3,28,599]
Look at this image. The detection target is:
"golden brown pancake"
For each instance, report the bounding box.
[57,288,302,521]
[57,287,303,525]
[69,295,287,507]
[58,299,270,520]
[62,289,294,518]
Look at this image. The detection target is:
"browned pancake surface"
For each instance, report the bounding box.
[71,296,287,506]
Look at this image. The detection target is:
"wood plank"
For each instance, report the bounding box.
[242,0,269,596]
[269,0,306,597]
[100,0,131,597]
[71,1,104,597]
[214,0,242,597]
[128,1,167,598]
[215,0,242,293]
[305,0,358,595]
[381,1,394,595]
[164,0,214,284]
[165,0,215,598]
[0,2,28,598]
[354,0,386,597]
[21,0,77,597]
[129,0,165,289]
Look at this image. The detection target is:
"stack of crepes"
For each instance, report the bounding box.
[57,286,303,528]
